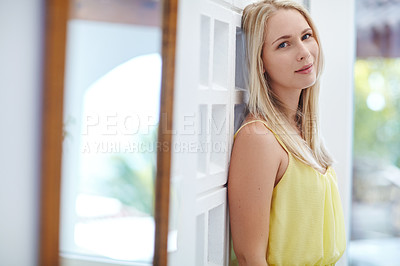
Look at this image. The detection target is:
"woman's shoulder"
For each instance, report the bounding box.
[234,115,281,154]
[229,115,285,186]
[235,114,272,138]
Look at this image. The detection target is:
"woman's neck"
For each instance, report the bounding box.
[273,88,303,131]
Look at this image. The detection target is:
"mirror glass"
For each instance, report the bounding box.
[59,0,161,264]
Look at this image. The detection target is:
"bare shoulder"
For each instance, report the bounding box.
[230,119,283,182]
[234,119,281,156]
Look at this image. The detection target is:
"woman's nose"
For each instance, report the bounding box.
[297,43,311,61]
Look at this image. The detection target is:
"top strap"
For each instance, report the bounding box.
[234,120,289,153]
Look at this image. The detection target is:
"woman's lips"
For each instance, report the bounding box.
[295,63,313,74]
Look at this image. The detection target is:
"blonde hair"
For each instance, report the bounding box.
[241,0,333,172]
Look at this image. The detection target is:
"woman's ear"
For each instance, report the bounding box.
[262,62,267,75]
[261,56,266,73]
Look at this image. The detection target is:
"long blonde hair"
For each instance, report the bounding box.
[241,0,333,172]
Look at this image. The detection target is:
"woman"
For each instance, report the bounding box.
[228,0,346,265]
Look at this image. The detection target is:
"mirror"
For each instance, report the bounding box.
[59,0,162,264]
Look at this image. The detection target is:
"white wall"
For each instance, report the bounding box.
[0,0,43,265]
[310,0,355,265]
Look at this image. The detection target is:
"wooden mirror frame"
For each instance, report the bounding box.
[39,0,178,265]
[153,0,178,264]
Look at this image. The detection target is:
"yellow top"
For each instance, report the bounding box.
[232,120,346,266]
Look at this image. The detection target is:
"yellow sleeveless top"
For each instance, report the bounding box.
[232,120,346,266]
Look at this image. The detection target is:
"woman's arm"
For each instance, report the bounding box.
[228,122,282,266]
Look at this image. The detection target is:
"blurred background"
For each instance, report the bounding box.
[350,0,400,265]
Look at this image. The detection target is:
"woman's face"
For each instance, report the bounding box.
[262,9,319,93]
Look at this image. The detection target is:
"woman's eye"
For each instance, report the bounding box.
[302,33,312,40]
[278,42,288,49]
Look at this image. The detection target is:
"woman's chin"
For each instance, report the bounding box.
[301,77,317,89]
